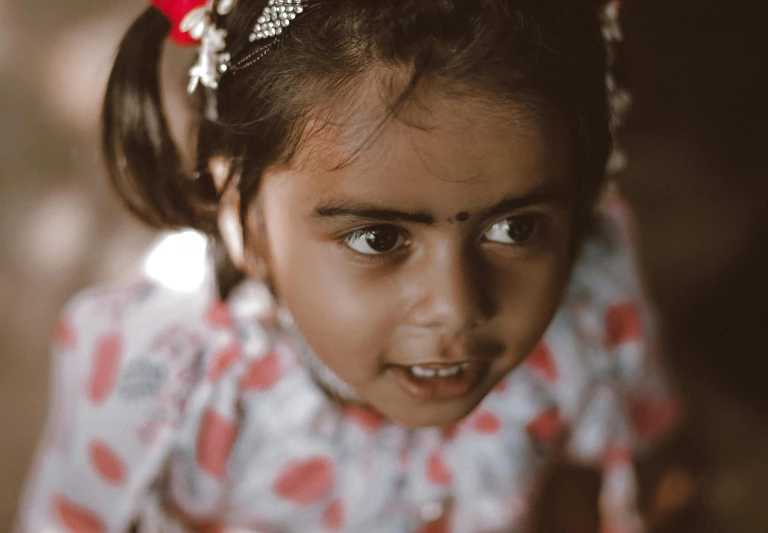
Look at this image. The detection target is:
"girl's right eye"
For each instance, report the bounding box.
[344,226,409,256]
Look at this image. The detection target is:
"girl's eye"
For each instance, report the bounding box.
[483,216,537,245]
[344,226,409,255]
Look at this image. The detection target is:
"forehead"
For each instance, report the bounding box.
[274,84,572,213]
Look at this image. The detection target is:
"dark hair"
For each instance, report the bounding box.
[103,0,611,281]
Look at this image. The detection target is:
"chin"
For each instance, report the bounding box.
[377,392,489,429]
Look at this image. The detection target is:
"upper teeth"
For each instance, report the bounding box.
[410,363,471,378]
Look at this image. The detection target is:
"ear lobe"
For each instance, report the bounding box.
[209,156,232,192]
[209,156,246,269]
[218,183,247,270]
[211,157,269,278]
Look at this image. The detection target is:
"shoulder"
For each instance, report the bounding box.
[49,278,240,440]
[569,202,642,312]
[60,279,212,339]
[55,276,283,405]
[19,278,284,532]
[54,280,210,399]
[535,203,679,463]
[531,205,645,387]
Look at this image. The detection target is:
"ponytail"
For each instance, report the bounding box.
[102,7,216,232]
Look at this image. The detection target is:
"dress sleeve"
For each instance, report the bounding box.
[562,201,680,533]
[15,283,206,533]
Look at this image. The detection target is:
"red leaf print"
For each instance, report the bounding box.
[206,300,233,329]
[207,344,241,382]
[322,499,345,530]
[604,302,642,349]
[87,333,122,405]
[242,353,282,391]
[442,424,460,440]
[88,440,126,485]
[196,409,238,479]
[606,446,632,468]
[526,343,558,381]
[471,410,502,434]
[628,395,680,441]
[55,318,76,350]
[345,405,384,433]
[426,450,452,486]
[54,495,105,533]
[273,456,335,505]
[526,408,562,442]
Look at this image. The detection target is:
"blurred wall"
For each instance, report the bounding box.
[0,1,158,527]
[619,1,768,531]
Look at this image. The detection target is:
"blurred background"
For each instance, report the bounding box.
[1,0,766,531]
[0,0,160,526]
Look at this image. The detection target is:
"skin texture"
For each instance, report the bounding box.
[247,88,576,428]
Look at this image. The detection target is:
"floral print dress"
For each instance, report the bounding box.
[17,208,678,533]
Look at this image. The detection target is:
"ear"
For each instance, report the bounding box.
[210,157,271,280]
[210,157,246,270]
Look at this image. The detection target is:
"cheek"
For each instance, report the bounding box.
[259,185,399,378]
[516,258,569,316]
[494,244,573,349]
[268,238,399,375]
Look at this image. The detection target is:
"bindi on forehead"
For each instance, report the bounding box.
[448,211,471,224]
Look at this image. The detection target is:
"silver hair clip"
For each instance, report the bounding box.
[600,0,632,173]
[249,0,304,41]
[185,0,305,95]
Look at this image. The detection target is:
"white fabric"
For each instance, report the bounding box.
[16,211,677,533]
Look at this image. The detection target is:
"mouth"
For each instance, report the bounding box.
[388,361,489,401]
[408,361,471,378]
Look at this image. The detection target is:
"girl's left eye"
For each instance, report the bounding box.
[482,215,538,245]
[344,226,409,255]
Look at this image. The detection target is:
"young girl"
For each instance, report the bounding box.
[18,0,677,531]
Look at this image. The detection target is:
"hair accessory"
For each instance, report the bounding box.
[600,0,632,173]
[151,0,208,46]
[184,0,236,93]
[249,0,304,41]
[150,0,236,91]
[180,0,306,94]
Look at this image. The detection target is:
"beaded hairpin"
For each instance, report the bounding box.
[250,0,305,41]
[181,0,305,94]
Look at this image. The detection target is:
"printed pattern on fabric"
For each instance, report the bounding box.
[16,212,678,533]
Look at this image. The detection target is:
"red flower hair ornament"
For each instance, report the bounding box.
[149,0,303,95]
[150,0,210,46]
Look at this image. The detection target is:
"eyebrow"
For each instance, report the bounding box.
[314,184,563,226]
[480,187,564,220]
[315,201,436,225]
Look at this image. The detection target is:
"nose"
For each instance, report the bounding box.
[405,245,495,332]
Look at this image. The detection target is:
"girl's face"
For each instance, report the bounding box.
[255,89,575,428]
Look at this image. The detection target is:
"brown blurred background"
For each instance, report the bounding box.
[1,0,767,531]
[0,1,158,527]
